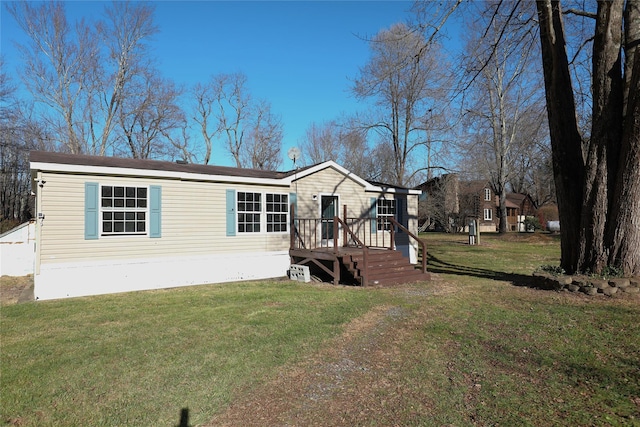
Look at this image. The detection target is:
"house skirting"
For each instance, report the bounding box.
[34,251,290,300]
[1,242,35,276]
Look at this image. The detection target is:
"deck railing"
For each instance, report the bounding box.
[334,216,369,286]
[289,204,427,275]
[388,217,427,274]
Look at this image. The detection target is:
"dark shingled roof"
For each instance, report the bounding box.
[30,151,308,180]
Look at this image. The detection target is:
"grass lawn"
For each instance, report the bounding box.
[1,232,639,426]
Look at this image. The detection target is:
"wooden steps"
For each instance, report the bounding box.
[342,249,430,286]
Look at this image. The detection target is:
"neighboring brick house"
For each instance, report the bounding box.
[458,179,498,232]
[416,174,538,233]
[505,193,538,231]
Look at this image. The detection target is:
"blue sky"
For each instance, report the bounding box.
[1,1,433,167]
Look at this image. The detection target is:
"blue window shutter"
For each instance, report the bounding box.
[226,189,236,236]
[289,192,297,218]
[370,197,377,233]
[85,182,99,240]
[149,185,162,238]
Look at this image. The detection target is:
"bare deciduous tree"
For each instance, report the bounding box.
[93,1,158,155]
[7,1,98,154]
[0,60,52,228]
[7,1,164,157]
[243,100,283,170]
[353,22,451,186]
[300,120,342,164]
[193,73,250,167]
[299,116,378,180]
[339,121,377,180]
[461,2,544,234]
[193,72,283,169]
[116,73,185,160]
[192,82,216,164]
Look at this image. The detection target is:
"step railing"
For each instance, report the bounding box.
[289,204,426,284]
[334,215,370,286]
[388,217,427,274]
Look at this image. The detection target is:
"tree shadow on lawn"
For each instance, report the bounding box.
[426,252,540,289]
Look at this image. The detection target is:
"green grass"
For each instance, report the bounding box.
[399,232,640,426]
[2,232,639,426]
[1,281,391,426]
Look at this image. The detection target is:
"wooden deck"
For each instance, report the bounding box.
[289,209,430,286]
[290,246,430,286]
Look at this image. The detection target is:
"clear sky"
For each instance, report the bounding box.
[2,1,422,167]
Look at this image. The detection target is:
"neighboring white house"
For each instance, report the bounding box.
[0,221,36,276]
[30,151,422,300]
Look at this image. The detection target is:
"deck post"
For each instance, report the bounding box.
[362,248,368,286]
[342,204,348,247]
[289,204,295,250]
[390,224,395,251]
[333,215,340,285]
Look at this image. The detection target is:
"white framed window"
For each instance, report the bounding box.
[101,185,147,235]
[266,193,288,232]
[237,191,288,234]
[484,188,492,201]
[484,208,493,221]
[237,192,262,233]
[377,198,396,231]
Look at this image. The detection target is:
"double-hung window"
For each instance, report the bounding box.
[484,188,492,201]
[266,193,288,232]
[484,208,493,221]
[236,192,289,234]
[377,198,396,231]
[237,192,262,233]
[101,185,147,235]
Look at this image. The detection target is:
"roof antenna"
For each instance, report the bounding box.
[287,147,301,168]
[287,147,301,217]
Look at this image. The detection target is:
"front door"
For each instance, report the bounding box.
[320,195,339,244]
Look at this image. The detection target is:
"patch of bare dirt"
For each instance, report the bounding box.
[205,280,455,427]
[0,275,34,305]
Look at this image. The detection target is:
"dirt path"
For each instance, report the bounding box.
[0,275,34,305]
[205,280,457,427]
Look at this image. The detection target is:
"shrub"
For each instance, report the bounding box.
[536,264,565,276]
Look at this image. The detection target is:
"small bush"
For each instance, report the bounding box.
[600,265,623,279]
[523,216,542,231]
[536,264,565,276]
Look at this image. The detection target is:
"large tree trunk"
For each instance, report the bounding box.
[537,0,640,276]
[536,1,585,274]
[607,21,640,275]
[578,1,624,273]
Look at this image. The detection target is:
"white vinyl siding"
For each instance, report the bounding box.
[294,167,369,219]
[37,172,291,265]
[36,165,419,268]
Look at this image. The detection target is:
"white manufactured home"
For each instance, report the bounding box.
[30,151,426,300]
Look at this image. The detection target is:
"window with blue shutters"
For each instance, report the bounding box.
[101,185,148,235]
[227,189,289,235]
[85,182,160,238]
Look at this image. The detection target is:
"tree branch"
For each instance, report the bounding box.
[563,9,597,19]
